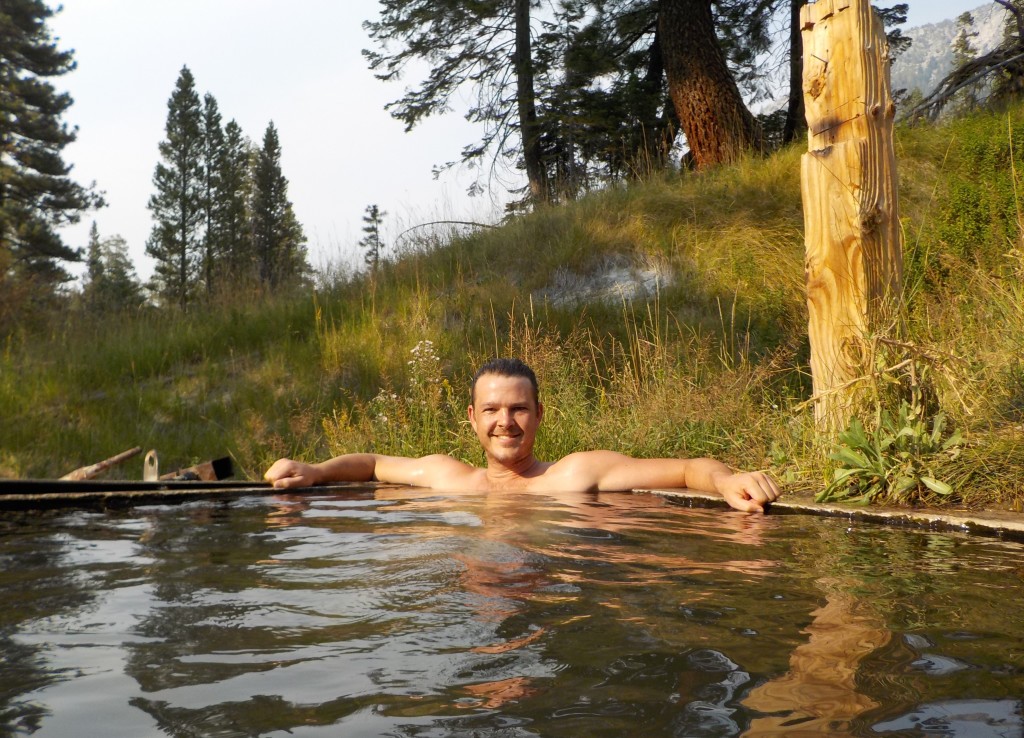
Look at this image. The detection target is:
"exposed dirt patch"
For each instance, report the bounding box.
[536,254,673,308]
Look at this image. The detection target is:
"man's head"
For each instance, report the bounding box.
[468,358,543,468]
[470,358,539,407]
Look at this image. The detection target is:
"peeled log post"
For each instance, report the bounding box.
[801,0,902,431]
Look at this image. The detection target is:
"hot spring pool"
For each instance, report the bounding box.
[1,488,1022,737]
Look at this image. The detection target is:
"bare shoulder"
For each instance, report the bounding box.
[540,450,630,490]
[544,450,692,493]
[550,450,630,470]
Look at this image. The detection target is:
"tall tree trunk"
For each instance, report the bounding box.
[179,195,188,312]
[783,0,807,144]
[658,0,763,169]
[634,24,678,172]
[513,0,549,203]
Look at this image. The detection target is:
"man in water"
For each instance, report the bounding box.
[265,358,781,512]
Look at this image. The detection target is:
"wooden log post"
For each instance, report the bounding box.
[801,0,903,431]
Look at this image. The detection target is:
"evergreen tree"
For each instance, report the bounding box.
[875,4,912,64]
[83,221,104,311]
[250,122,307,287]
[952,12,982,113]
[907,1,1022,120]
[0,0,103,325]
[146,66,204,310]
[359,204,386,272]
[97,235,144,313]
[200,93,225,296]
[782,0,807,144]
[362,1,917,189]
[585,1,905,168]
[362,0,792,188]
[993,0,1024,103]
[83,220,102,300]
[217,120,252,276]
[364,0,551,203]
[953,12,980,69]
[658,0,764,169]
[81,222,144,314]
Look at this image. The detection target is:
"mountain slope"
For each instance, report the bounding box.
[891,2,1008,97]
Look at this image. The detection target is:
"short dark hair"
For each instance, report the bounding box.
[471,358,539,405]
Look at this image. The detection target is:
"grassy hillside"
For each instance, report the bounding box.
[3,104,1024,508]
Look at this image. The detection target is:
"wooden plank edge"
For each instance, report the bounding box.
[0,482,382,510]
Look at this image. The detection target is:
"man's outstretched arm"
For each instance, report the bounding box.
[265,454,377,488]
[265,453,466,489]
[556,451,781,512]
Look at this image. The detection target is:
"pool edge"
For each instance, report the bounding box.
[644,488,1024,541]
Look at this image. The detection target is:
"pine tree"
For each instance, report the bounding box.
[365,0,551,202]
[81,222,144,314]
[359,204,386,272]
[98,235,144,313]
[658,0,763,169]
[952,12,981,113]
[200,93,225,296]
[217,119,252,277]
[145,66,204,310]
[83,221,104,313]
[0,0,103,325]
[250,122,307,287]
[994,0,1024,103]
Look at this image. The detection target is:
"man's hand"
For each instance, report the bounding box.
[264,458,322,489]
[714,470,781,513]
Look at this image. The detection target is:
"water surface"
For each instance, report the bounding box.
[1,489,1022,737]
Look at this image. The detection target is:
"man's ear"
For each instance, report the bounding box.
[537,401,544,421]
[467,403,476,427]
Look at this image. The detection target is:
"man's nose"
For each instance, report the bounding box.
[497,408,512,425]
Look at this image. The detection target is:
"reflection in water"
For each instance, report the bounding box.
[1,491,1023,737]
[0,510,152,736]
[742,584,890,736]
[873,698,1024,736]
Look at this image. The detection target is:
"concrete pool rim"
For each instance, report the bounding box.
[650,488,1024,542]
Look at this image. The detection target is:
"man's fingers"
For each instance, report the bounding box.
[265,459,309,488]
[739,496,767,513]
[264,458,291,482]
[721,487,766,513]
[762,472,782,498]
[747,472,781,503]
[723,471,781,512]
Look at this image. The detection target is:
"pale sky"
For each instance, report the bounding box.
[47,0,992,282]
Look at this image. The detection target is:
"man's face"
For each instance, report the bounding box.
[468,373,543,466]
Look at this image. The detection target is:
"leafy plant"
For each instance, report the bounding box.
[817,401,964,505]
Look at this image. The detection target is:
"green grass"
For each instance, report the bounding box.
[4,104,1024,508]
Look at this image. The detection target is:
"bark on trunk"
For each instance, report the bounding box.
[783,0,807,144]
[658,0,763,169]
[514,0,549,203]
[634,25,680,172]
